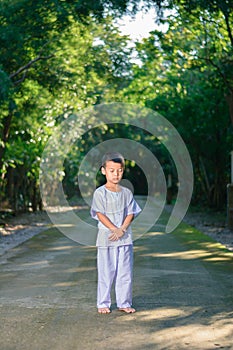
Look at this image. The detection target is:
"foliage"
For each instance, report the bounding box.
[0,0,233,213]
[0,0,133,211]
[118,7,233,208]
[63,122,175,201]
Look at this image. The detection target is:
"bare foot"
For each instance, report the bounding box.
[98,307,111,314]
[118,307,136,313]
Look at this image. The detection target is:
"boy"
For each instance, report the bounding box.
[90,152,141,314]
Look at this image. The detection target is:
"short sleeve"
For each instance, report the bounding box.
[125,190,141,217]
[90,188,105,220]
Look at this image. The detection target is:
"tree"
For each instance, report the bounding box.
[0,0,134,211]
[0,0,160,179]
[119,10,233,208]
[153,0,233,125]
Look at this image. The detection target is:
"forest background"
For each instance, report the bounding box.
[0,0,233,219]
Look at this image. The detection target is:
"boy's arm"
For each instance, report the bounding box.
[96,212,117,231]
[109,213,134,241]
[121,214,134,231]
[96,211,134,241]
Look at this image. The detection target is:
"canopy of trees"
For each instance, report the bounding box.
[0,0,233,214]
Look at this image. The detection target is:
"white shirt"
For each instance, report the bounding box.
[90,185,141,247]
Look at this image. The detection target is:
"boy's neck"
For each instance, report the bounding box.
[105,183,120,192]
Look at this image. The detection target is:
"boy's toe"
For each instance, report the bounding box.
[98,307,111,314]
[118,307,136,313]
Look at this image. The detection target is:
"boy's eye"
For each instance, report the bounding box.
[109,169,123,173]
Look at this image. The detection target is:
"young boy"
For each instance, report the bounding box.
[90,152,141,314]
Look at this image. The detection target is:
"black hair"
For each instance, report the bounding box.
[101,152,125,168]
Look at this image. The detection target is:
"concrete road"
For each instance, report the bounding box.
[0,221,233,349]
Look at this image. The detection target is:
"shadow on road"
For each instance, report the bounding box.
[0,207,233,350]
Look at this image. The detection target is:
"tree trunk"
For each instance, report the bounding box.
[0,111,13,171]
[226,90,233,126]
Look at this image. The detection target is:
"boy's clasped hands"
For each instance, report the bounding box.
[109,227,126,241]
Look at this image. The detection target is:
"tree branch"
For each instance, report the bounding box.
[219,4,233,47]
[10,53,54,85]
[197,53,233,91]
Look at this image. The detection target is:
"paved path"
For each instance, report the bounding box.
[0,219,233,349]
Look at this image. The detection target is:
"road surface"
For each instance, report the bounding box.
[0,217,233,349]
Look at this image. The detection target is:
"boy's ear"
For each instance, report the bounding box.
[101,166,106,175]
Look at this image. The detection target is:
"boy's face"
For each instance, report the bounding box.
[101,160,124,184]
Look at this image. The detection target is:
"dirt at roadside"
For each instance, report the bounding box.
[0,211,50,255]
[183,209,233,251]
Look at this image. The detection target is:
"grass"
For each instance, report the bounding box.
[172,222,233,272]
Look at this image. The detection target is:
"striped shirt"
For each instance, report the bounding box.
[90,185,141,247]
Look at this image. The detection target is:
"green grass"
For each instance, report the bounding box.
[172,222,233,272]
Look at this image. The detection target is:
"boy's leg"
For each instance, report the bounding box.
[115,245,134,311]
[97,247,117,311]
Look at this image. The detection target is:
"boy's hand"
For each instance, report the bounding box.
[109,227,126,241]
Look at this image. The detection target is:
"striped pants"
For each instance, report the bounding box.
[97,245,133,309]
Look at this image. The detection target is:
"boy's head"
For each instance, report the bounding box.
[101,152,125,169]
[101,152,125,183]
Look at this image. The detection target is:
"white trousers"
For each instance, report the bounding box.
[97,245,133,309]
